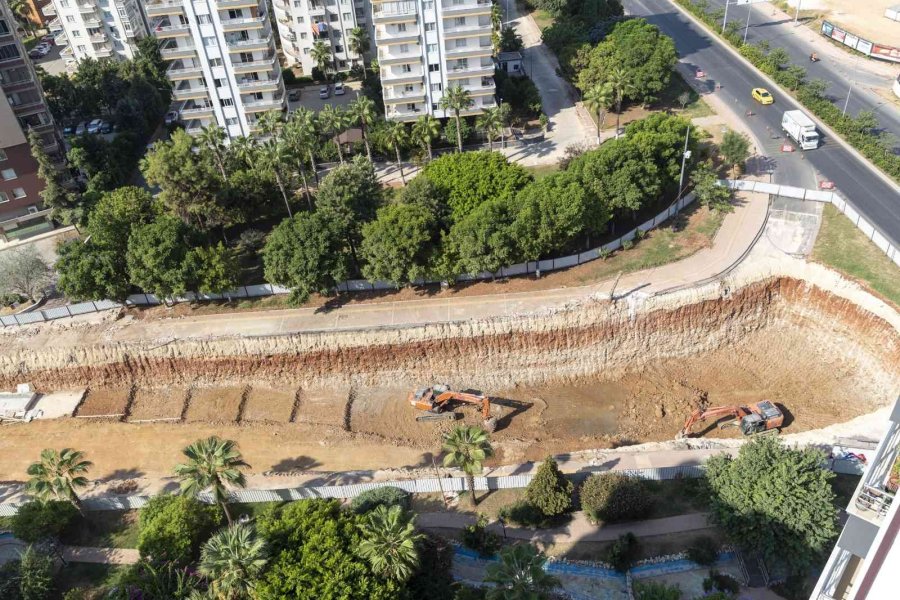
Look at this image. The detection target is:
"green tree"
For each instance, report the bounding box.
[580,472,652,523]
[361,202,437,286]
[55,241,131,301]
[525,457,573,518]
[350,486,411,514]
[112,559,203,599]
[411,114,441,162]
[262,211,349,303]
[318,104,348,164]
[86,186,157,250]
[349,96,377,161]
[174,436,249,526]
[719,129,751,178]
[498,25,524,52]
[358,505,424,582]
[476,106,503,151]
[384,120,409,184]
[398,175,447,223]
[10,501,79,544]
[442,426,494,505]
[485,544,560,600]
[446,196,520,277]
[311,40,333,79]
[126,215,196,298]
[184,243,240,294]
[583,83,614,144]
[705,436,837,573]
[439,86,474,152]
[137,495,221,566]
[513,171,587,262]
[18,546,54,600]
[27,131,77,218]
[0,247,51,303]
[198,524,268,600]
[605,67,635,138]
[25,448,92,507]
[257,139,295,217]
[197,125,230,181]
[691,162,732,212]
[348,27,370,63]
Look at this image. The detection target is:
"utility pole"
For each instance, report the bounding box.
[722,0,730,34]
[677,124,692,201]
[744,5,752,43]
[842,86,852,116]
[794,0,802,23]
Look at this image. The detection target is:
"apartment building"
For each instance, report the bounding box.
[43,0,149,70]
[273,0,370,76]
[145,0,285,139]
[811,397,900,600]
[0,1,61,237]
[374,0,496,122]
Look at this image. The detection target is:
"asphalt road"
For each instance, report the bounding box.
[625,0,900,247]
[701,0,900,152]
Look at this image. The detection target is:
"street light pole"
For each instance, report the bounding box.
[743,5,752,43]
[842,86,852,116]
[794,0,802,23]
[722,0,730,34]
[678,125,692,201]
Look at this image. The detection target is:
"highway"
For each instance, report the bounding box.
[625,0,900,247]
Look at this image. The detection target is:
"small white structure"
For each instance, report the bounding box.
[885,5,900,22]
[496,51,524,77]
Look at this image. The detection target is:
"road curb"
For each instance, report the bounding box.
[665,0,900,195]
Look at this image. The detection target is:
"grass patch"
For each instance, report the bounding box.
[411,488,526,520]
[56,562,127,595]
[60,510,140,549]
[641,478,710,518]
[525,163,561,180]
[811,204,900,307]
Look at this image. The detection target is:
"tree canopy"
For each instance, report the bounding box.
[137,495,222,567]
[360,202,439,286]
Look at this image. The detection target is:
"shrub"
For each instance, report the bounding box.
[687,535,720,566]
[604,532,640,572]
[137,495,221,566]
[498,499,549,528]
[621,239,634,251]
[703,569,740,594]
[349,486,411,514]
[525,457,573,518]
[634,581,683,600]
[10,501,79,543]
[282,68,297,85]
[461,514,501,557]
[580,473,652,523]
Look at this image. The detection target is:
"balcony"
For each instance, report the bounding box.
[307,4,327,16]
[381,67,423,84]
[226,36,272,52]
[232,55,279,73]
[441,0,492,15]
[237,76,282,92]
[241,94,285,112]
[460,100,494,115]
[11,99,47,117]
[461,79,495,95]
[273,0,291,11]
[377,47,422,65]
[60,45,74,57]
[446,60,494,78]
[183,119,213,135]
[47,19,63,32]
[215,0,260,9]
[167,63,203,79]
[221,15,268,32]
[0,75,35,92]
[41,4,56,17]
[383,87,425,104]
[444,43,493,59]
[160,44,197,60]
[372,2,417,23]
[173,84,209,100]
[89,32,108,43]
[442,22,492,38]
[54,32,68,45]
[153,21,191,38]
[94,45,113,58]
[77,3,98,14]
[375,26,419,44]
[179,104,215,118]
[385,103,423,121]
[82,15,101,27]
[145,0,185,17]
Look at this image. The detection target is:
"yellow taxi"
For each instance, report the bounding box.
[751,88,774,105]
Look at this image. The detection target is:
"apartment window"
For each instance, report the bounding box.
[60,0,69,7]
[329,13,338,22]
[335,44,343,52]
[71,30,81,37]
[228,9,243,19]
[424,1,434,8]
[341,0,349,4]
[214,78,225,87]
[424,22,435,32]
[296,16,304,23]
[11,187,25,199]
[76,45,86,53]
[0,192,7,203]
[342,12,350,20]
[428,63,439,72]
[210,57,223,66]
[396,23,407,32]
[401,63,412,73]
[198,14,211,24]
[431,103,438,111]
[203,36,217,47]
[252,92,263,100]
[0,44,18,61]
[338,59,346,67]
[398,43,409,53]
[455,38,467,48]
[406,103,416,111]
[1,168,17,180]
[27,205,38,214]
[426,43,436,53]
[0,149,6,161]
[225,117,238,126]
[404,84,414,92]
[300,32,308,39]
[430,82,441,92]
[455,17,466,26]
[303,48,309,54]
[220,98,234,107]
[0,20,8,35]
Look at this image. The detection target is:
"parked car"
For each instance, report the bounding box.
[87,118,103,134]
[41,35,55,44]
[99,120,113,134]
[28,48,45,59]
[34,43,50,54]
[318,86,330,99]
[62,123,76,136]
[288,89,301,102]
[74,121,88,135]
[334,82,345,96]
[164,110,179,125]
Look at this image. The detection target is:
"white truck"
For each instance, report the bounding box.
[781,110,819,150]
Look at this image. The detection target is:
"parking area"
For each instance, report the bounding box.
[32,42,68,76]
[287,80,363,113]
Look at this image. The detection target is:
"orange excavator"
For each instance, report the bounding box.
[409,384,498,432]
[677,400,784,440]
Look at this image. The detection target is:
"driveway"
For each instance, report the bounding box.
[32,42,67,76]
[287,80,362,112]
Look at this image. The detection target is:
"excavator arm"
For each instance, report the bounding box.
[678,406,744,439]
[434,391,492,420]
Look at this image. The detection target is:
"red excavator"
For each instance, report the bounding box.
[677,400,784,439]
[409,384,498,432]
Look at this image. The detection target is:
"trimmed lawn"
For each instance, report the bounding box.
[811,204,900,307]
[60,510,140,549]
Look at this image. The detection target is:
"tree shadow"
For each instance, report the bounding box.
[268,456,323,473]
[491,397,534,432]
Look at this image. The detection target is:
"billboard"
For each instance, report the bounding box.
[820,21,900,63]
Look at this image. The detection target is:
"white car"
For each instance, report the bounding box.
[318,86,330,99]
[87,118,104,134]
[334,82,345,96]
[164,110,179,125]
[74,121,88,136]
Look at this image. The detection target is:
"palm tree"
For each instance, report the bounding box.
[358,505,423,582]
[349,95,376,161]
[291,107,321,185]
[442,426,493,505]
[583,83,614,145]
[439,86,474,152]
[497,102,511,149]
[257,139,294,218]
[605,67,635,139]
[385,120,408,184]
[256,109,284,139]
[411,114,441,162]
[319,104,348,164]
[311,40,333,80]
[283,116,314,207]
[198,524,268,600]
[226,135,257,172]
[26,448,92,507]
[197,125,229,180]
[10,0,37,40]
[348,27,370,76]
[485,544,561,600]
[174,436,249,526]
[476,106,502,151]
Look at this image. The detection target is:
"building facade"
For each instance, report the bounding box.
[374,0,496,122]
[273,0,370,76]
[810,397,900,600]
[145,0,285,139]
[43,0,149,71]
[0,1,62,236]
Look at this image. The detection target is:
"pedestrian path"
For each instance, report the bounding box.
[61,546,139,565]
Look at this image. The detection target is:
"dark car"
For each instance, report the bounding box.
[62,123,76,136]
[99,120,113,134]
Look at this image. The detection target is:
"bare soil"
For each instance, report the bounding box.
[127,387,188,422]
[240,386,297,423]
[75,387,130,417]
[184,386,245,423]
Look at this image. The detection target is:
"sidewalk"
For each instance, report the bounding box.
[62,546,139,565]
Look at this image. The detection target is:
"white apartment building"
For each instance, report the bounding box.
[43,0,148,70]
[144,0,285,139]
[273,0,370,76]
[374,0,496,122]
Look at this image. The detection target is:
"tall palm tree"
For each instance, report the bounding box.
[291,107,321,185]
[349,95,376,161]
[348,27,370,76]
[26,448,92,506]
[411,114,441,162]
[283,116,314,208]
[605,67,635,139]
[174,436,249,526]
[226,135,257,172]
[198,524,268,600]
[358,505,423,582]
[476,106,502,151]
[583,83,614,145]
[442,426,493,505]
[497,102,511,149]
[485,544,561,600]
[311,40,333,80]
[385,120,408,184]
[197,125,229,180]
[319,104,348,164]
[257,139,294,218]
[439,86,474,152]
[256,109,284,140]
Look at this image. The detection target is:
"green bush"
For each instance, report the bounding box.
[634,581,683,600]
[525,457,573,517]
[604,532,640,572]
[137,495,221,566]
[461,514,501,557]
[10,501,79,543]
[282,68,297,85]
[498,499,550,528]
[349,486,411,514]
[580,473,652,522]
[687,535,720,566]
